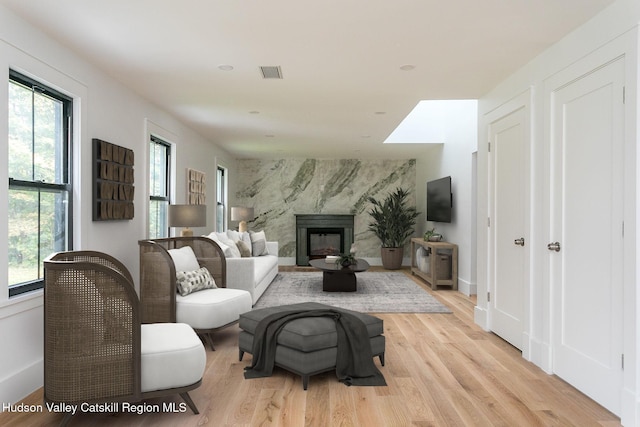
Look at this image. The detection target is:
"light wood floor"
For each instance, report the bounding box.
[1,268,621,426]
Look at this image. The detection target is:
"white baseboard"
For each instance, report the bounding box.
[474,305,488,330]
[526,336,552,374]
[620,386,636,426]
[0,358,42,407]
[457,278,477,296]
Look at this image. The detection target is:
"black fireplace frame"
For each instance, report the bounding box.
[295,214,354,266]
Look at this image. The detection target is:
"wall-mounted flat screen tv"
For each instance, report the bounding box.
[427,176,452,223]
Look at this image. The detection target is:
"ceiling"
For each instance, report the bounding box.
[1,0,614,159]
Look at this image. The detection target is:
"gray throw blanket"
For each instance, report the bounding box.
[244,308,386,387]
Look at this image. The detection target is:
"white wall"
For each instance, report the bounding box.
[414,100,478,295]
[0,5,235,405]
[476,0,639,423]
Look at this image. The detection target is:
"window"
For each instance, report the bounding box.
[8,70,73,297]
[216,166,227,232]
[148,136,171,238]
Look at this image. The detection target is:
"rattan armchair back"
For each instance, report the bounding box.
[44,250,202,426]
[138,236,226,323]
[44,251,141,422]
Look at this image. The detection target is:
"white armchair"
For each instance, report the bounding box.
[44,251,206,426]
[139,237,252,350]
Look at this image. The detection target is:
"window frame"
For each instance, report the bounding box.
[216,165,228,232]
[8,70,73,297]
[148,135,172,238]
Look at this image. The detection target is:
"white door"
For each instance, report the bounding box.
[549,58,624,415]
[489,105,528,349]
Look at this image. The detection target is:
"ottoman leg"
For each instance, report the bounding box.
[379,352,385,366]
[239,350,245,361]
[302,375,309,390]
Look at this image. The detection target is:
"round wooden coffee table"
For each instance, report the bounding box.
[308,258,370,292]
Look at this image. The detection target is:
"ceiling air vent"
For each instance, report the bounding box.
[260,66,283,79]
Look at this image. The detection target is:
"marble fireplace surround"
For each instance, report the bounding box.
[296,214,354,266]
[235,158,417,262]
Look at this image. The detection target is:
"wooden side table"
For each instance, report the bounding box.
[410,238,458,290]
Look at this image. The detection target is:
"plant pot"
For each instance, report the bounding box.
[381,247,403,270]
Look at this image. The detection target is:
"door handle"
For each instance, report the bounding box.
[547,242,561,252]
[514,238,525,246]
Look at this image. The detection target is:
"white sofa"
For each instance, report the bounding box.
[226,241,278,304]
[205,231,279,304]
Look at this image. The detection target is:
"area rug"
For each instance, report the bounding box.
[253,271,452,313]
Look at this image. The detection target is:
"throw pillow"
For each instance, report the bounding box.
[235,240,252,257]
[205,232,241,258]
[168,246,200,272]
[176,267,217,296]
[249,230,269,256]
[228,230,252,256]
[214,232,242,258]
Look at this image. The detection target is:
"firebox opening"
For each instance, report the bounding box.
[307,228,344,261]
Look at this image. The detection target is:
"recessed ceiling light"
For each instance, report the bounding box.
[361,135,371,138]
[374,111,386,115]
[400,64,415,71]
[249,111,260,114]
[265,134,275,138]
[218,64,234,71]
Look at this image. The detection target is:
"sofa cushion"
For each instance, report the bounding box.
[176,266,217,296]
[176,288,252,329]
[140,323,206,392]
[252,255,277,283]
[168,246,200,272]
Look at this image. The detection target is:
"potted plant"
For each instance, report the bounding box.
[335,253,356,268]
[367,187,420,270]
[424,228,442,241]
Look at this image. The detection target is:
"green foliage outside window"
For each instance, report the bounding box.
[8,73,71,293]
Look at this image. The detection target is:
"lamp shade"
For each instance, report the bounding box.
[230,207,254,232]
[230,207,254,222]
[169,204,207,228]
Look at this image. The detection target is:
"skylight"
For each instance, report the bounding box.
[384,100,477,144]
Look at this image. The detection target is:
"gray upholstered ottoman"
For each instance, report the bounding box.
[239,302,385,389]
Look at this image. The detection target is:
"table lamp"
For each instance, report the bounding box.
[169,204,207,236]
[231,207,254,233]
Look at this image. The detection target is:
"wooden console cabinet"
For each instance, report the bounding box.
[410,238,458,290]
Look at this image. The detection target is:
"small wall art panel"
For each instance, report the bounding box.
[93,138,135,220]
[187,168,206,205]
